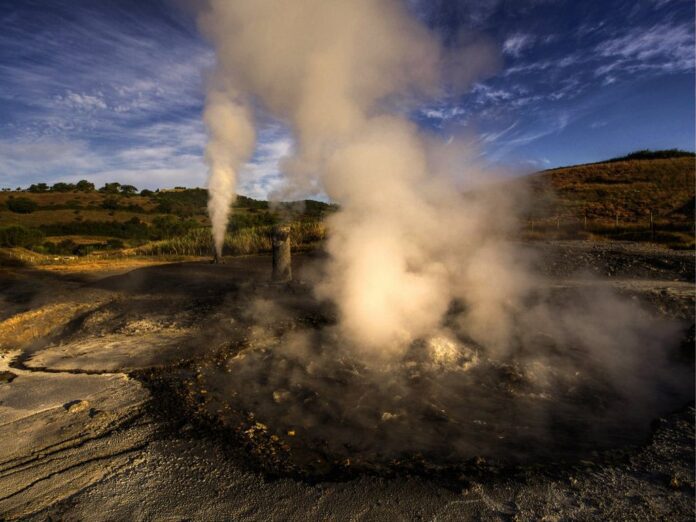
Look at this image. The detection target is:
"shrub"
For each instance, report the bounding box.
[27,183,48,193]
[39,219,151,239]
[0,225,44,247]
[7,197,38,214]
[106,238,125,249]
[51,182,76,192]
[76,180,95,192]
[151,215,197,239]
[101,197,120,210]
[42,239,78,255]
[99,182,121,194]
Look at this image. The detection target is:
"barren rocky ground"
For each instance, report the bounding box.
[0,240,693,521]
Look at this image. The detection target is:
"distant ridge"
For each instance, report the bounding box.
[606,149,695,163]
[545,149,695,172]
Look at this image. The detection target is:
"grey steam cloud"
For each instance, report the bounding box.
[197,0,509,354]
[192,0,691,464]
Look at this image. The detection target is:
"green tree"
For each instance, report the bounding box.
[75,180,95,192]
[99,182,121,194]
[28,183,48,193]
[51,182,76,192]
[120,184,138,195]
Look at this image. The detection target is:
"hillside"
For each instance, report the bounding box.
[1,151,693,265]
[0,185,332,262]
[526,153,695,247]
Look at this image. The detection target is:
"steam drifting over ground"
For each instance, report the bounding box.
[198,0,514,352]
[195,0,692,469]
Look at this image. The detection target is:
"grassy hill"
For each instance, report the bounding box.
[0,149,693,265]
[0,185,333,263]
[525,151,695,248]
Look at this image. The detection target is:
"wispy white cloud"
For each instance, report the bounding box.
[420,105,467,121]
[0,5,211,131]
[471,83,514,104]
[479,121,519,144]
[55,91,108,111]
[503,33,535,57]
[0,134,210,191]
[595,22,694,76]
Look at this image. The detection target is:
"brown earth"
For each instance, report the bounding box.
[0,242,693,521]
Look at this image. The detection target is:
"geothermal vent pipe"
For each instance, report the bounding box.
[271,224,292,282]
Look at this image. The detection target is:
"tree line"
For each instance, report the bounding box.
[25,181,141,195]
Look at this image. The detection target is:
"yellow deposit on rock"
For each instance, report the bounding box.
[65,400,90,413]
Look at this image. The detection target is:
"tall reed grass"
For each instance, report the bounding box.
[136,221,326,257]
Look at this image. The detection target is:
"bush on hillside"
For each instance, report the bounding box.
[7,197,38,213]
[0,226,44,247]
[101,197,120,210]
[150,215,198,239]
[39,220,151,239]
[609,149,695,162]
[76,180,95,192]
[27,183,49,193]
[51,182,76,192]
[100,182,121,194]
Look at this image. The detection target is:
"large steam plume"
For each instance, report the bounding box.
[193,0,692,465]
[198,0,505,353]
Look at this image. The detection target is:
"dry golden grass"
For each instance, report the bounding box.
[0,302,92,350]
[0,191,156,209]
[530,157,695,222]
[0,209,173,227]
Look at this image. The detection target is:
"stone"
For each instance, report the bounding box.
[65,400,90,413]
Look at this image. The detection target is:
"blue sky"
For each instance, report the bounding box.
[0,0,693,196]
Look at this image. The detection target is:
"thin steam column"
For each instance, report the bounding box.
[271,224,292,282]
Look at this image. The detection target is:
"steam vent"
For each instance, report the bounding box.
[271,224,292,282]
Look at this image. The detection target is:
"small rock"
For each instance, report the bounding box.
[88,408,105,418]
[64,400,90,413]
[273,390,290,403]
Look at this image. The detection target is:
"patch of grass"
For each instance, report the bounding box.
[137,221,326,257]
[526,156,694,248]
